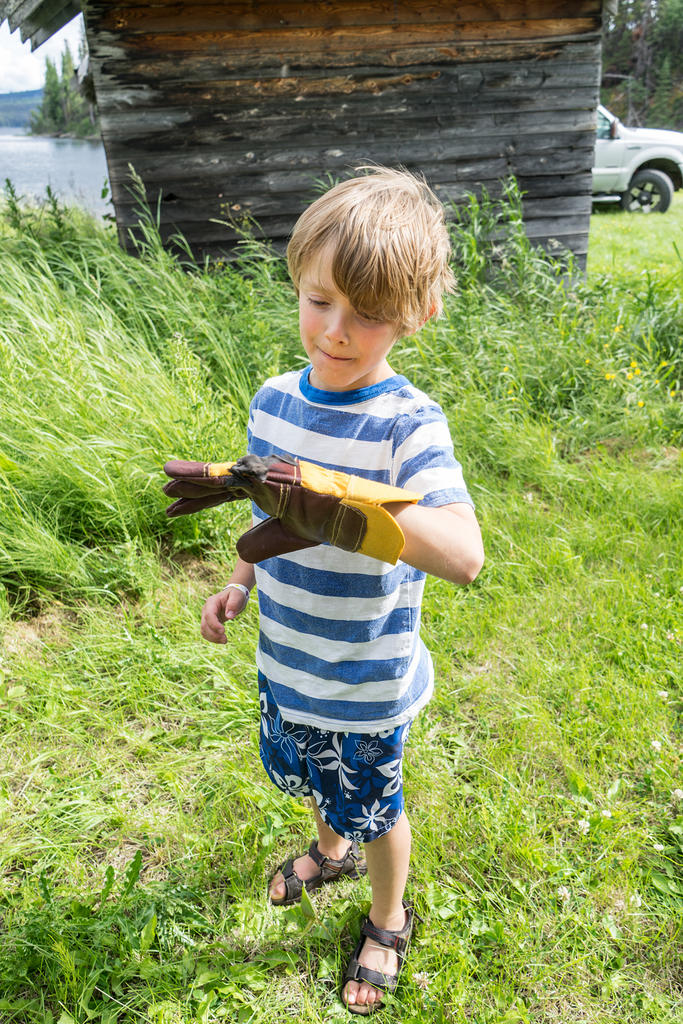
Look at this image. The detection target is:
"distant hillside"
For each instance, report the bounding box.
[0,90,43,127]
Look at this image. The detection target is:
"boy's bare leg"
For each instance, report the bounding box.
[342,811,411,1011]
[268,798,353,902]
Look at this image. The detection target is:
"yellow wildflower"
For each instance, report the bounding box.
[634,368,641,375]
[626,372,633,380]
[614,325,623,333]
[503,365,509,372]
[585,358,590,364]
[638,400,644,407]
[630,360,637,368]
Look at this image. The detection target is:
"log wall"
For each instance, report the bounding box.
[81,0,604,264]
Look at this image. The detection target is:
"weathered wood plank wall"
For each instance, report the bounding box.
[82,0,604,264]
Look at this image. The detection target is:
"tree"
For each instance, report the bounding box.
[60,45,76,128]
[28,42,99,137]
[650,56,673,126]
[29,56,63,133]
[652,0,683,78]
[602,0,683,129]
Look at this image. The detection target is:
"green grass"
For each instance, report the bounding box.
[0,185,681,1024]
[588,192,683,278]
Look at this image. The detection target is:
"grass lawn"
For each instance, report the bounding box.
[588,192,683,279]
[0,187,681,1024]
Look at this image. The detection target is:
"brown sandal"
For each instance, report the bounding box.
[269,840,367,907]
[341,903,416,1014]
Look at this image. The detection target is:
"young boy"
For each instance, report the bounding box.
[197,168,484,1013]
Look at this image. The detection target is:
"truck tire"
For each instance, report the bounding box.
[620,169,674,213]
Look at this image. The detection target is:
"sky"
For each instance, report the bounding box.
[0,13,84,93]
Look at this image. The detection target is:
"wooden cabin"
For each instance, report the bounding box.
[1,1,612,267]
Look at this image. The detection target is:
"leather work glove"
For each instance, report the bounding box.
[163,453,422,565]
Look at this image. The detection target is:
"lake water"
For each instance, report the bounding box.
[0,127,111,217]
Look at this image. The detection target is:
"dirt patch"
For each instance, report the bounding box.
[2,607,78,657]
[106,840,170,883]
[160,548,229,582]
[574,441,681,465]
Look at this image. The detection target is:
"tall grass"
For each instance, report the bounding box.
[0,186,680,1024]
[403,184,682,453]
[0,197,280,604]
[1,183,680,608]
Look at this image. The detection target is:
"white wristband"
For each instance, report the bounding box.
[221,582,250,603]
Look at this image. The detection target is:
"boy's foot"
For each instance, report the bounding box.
[342,905,414,1014]
[268,847,328,902]
[269,840,366,905]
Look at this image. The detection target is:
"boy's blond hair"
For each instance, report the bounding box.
[287,166,454,337]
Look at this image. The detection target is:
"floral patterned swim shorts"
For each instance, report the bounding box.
[258,672,412,843]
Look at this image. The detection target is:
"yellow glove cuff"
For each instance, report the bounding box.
[208,461,236,477]
[298,460,422,564]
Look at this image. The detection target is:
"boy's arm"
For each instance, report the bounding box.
[201,557,256,644]
[386,501,484,586]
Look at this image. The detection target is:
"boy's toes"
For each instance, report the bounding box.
[358,981,382,1008]
[268,871,287,902]
[342,980,359,1007]
[363,981,383,1007]
[342,979,383,1011]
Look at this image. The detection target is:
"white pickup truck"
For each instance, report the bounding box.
[592,104,683,213]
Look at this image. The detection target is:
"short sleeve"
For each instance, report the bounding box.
[392,402,473,509]
[247,387,263,452]
[247,400,255,451]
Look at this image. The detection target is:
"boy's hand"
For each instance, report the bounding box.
[163,453,423,565]
[200,587,248,644]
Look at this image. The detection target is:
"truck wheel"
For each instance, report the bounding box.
[620,169,674,213]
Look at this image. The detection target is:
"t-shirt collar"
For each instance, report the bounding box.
[299,366,408,405]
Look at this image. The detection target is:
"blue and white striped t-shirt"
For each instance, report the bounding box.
[247,367,473,732]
